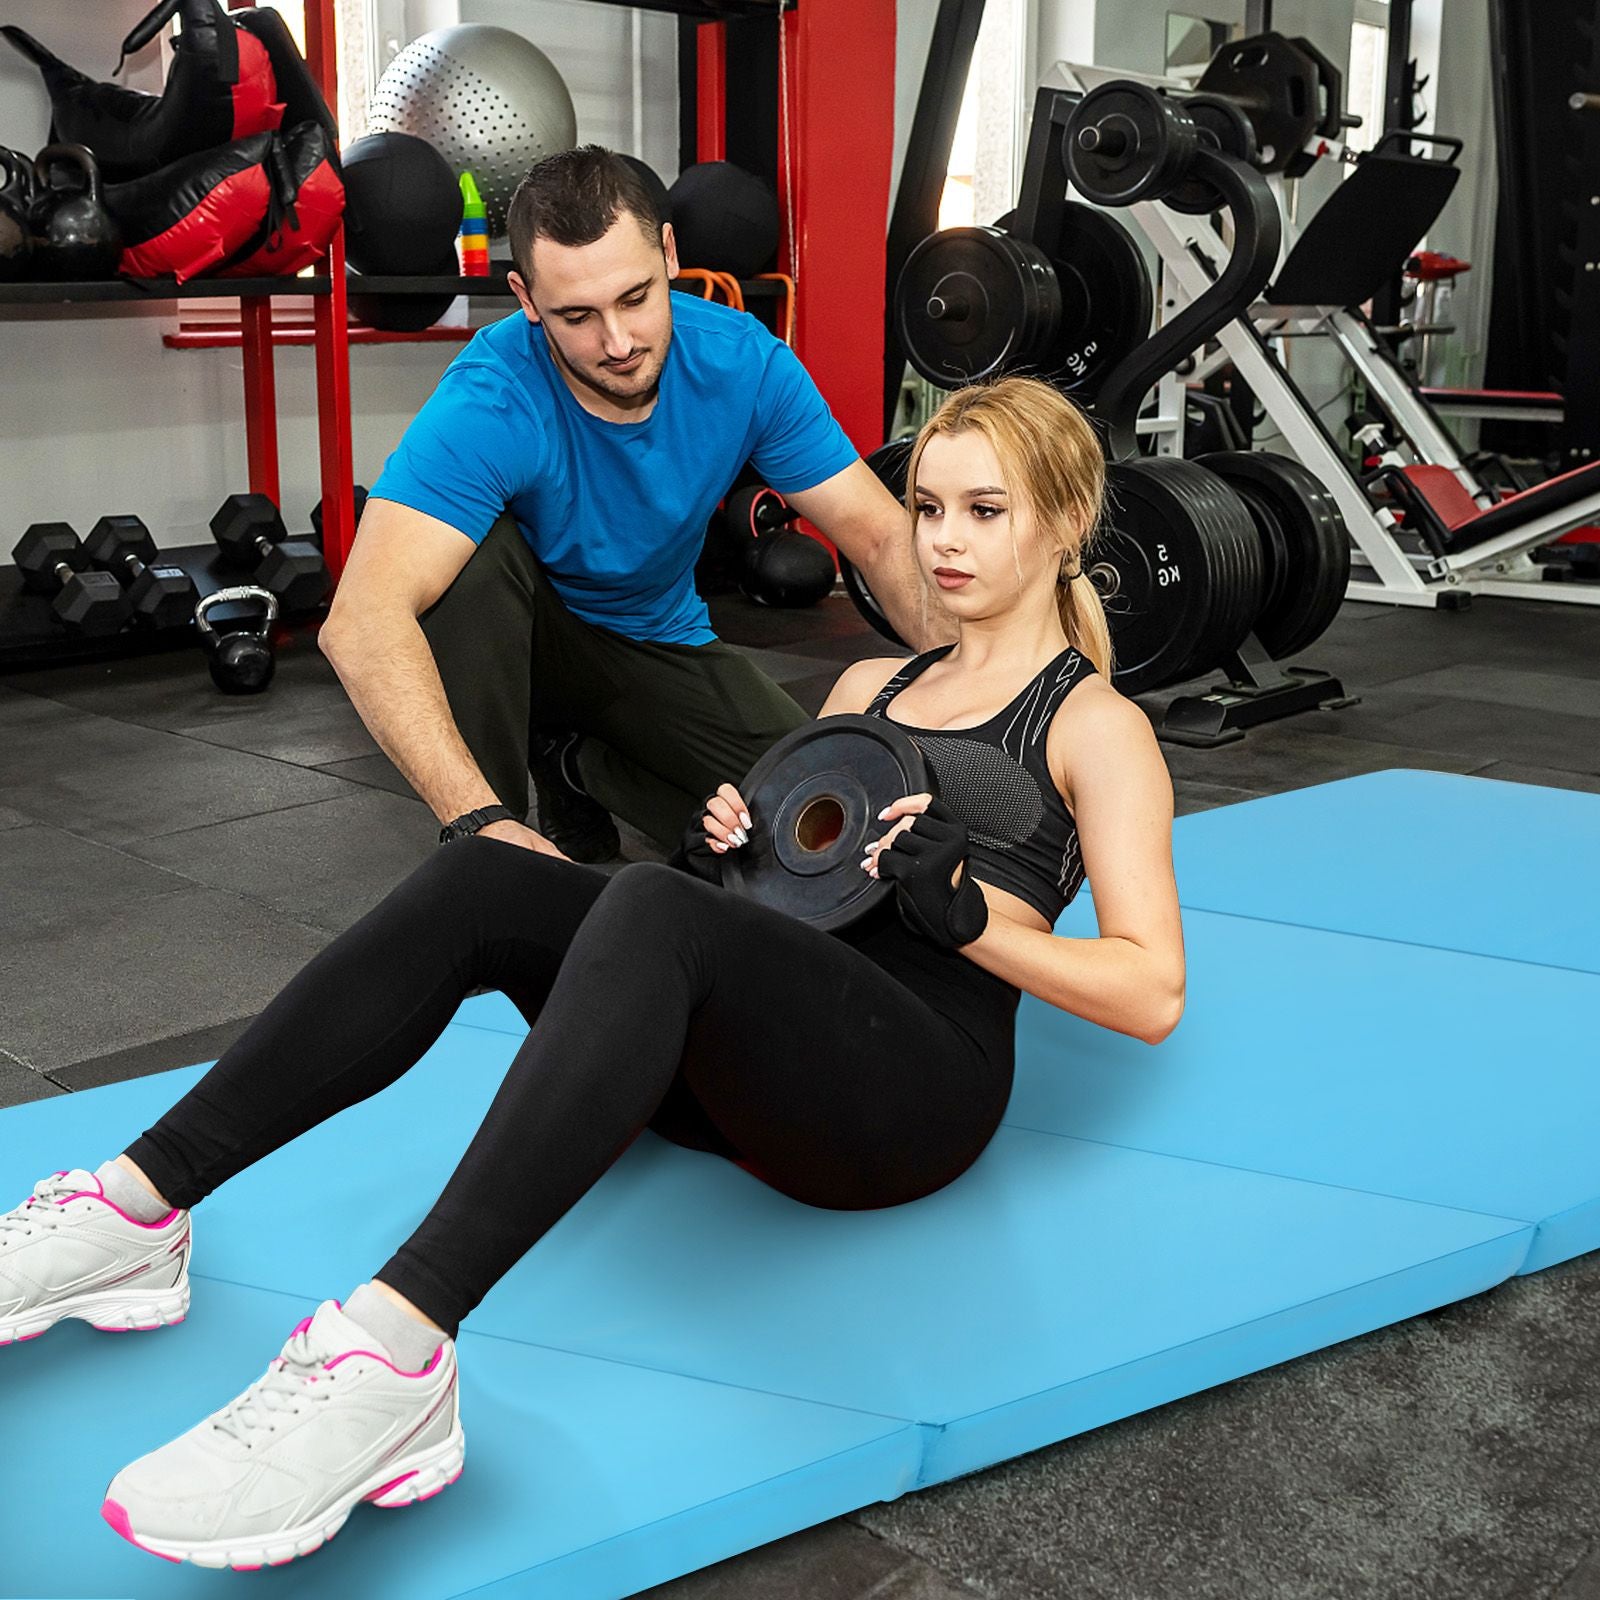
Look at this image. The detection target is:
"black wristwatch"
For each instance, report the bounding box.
[438,804,517,845]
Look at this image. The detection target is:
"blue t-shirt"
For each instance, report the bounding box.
[370,294,858,645]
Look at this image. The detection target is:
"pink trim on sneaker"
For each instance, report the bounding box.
[1,1330,45,1346]
[101,1498,181,1564]
[363,1469,418,1503]
[54,1174,182,1230]
[325,1340,446,1379]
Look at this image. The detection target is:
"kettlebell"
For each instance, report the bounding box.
[196,586,279,694]
[30,144,122,281]
[0,146,33,282]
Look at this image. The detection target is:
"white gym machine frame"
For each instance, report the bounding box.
[1053,61,1600,610]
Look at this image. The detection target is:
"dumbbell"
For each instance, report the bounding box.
[209,493,331,612]
[11,522,130,635]
[309,484,369,548]
[83,514,198,630]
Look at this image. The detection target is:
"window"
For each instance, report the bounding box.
[940,0,1030,232]
[1346,3,1389,153]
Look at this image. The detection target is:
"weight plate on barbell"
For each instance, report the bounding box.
[1095,457,1264,694]
[1176,464,1266,678]
[1037,203,1154,400]
[1198,451,1350,659]
[1195,31,1320,176]
[896,226,1063,389]
[721,714,932,931]
[1166,93,1259,214]
[1064,81,1200,208]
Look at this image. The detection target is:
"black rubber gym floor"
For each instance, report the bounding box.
[4,590,1599,1600]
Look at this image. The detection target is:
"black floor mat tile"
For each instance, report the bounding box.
[709,591,872,648]
[2,887,329,1074]
[45,1016,257,1095]
[0,825,194,937]
[0,1056,65,1105]
[1,621,332,728]
[125,787,438,936]
[1173,778,1265,815]
[1392,663,1600,721]
[0,690,350,847]
[640,1519,982,1598]
[1344,696,1600,776]
[315,751,419,801]
[1469,761,1600,795]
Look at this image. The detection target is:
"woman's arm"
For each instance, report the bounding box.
[964,684,1184,1044]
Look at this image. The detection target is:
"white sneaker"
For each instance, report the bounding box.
[0,1168,191,1345]
[102,1298,465,1571]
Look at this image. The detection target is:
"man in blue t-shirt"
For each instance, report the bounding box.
[321,145,929,862]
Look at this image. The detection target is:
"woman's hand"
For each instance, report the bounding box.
[699,783,753,855]
[863,794,989,949]
[675,783,753,883]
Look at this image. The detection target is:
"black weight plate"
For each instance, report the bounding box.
[1223,474,1293,622]
[1038,203,1154,401]
[721,715,931,931]
[865,437,913,503]
[896,226,1062,388]
[1094,458,1223,694]
[1199,451,1350,658]
[839,555,906,647]
[842,441,914,647]
[1064,81,1199,207]
[1195,32,1319,176]
[1180,468,1265,676]
[1167,93,1259,215]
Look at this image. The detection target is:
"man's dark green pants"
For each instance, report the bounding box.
[421,515,808,849]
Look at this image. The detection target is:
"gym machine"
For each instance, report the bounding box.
[1063,48,1600,609]
[855,46,1359,744]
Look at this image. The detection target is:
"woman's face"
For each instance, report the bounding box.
[912,430,1058,624]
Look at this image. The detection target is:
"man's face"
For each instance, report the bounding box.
[510,215,679,407]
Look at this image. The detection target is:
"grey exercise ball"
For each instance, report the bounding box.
[369,24,577,238]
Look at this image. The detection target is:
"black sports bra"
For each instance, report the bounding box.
[864,644,1095,924]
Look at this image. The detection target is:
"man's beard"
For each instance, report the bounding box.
[548,326,671,405]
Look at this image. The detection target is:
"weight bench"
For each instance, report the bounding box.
[1379,458,1600,569]
[5,769,1599,1598]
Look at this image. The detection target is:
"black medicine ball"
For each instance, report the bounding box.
[348,251,460,333]
[342,132,464,277]
[618,154,672,228]
[667,160,779,278]
[741,530,836,609]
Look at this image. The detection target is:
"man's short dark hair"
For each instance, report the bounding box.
[507,146,663,283]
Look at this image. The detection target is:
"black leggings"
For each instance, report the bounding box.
[125,844,1015,1337]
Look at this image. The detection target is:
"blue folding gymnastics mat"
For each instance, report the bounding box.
[2,769,1593,1598]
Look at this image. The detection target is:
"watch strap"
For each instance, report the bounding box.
[439,804,517,845]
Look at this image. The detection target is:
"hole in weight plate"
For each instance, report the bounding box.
[795,796,845,853]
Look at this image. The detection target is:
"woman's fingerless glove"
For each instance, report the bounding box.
[668,810,726,886]
[876,798,989,949]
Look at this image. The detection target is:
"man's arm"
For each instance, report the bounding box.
[319,499,561,854]
[784,460,956,651]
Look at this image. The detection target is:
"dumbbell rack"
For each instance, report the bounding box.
[0,275,338,666]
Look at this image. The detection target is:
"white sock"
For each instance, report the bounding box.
[343,1282,446,1372]
[95,1160,172,1224]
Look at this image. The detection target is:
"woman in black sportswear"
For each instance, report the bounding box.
[3,377,1184,1573]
